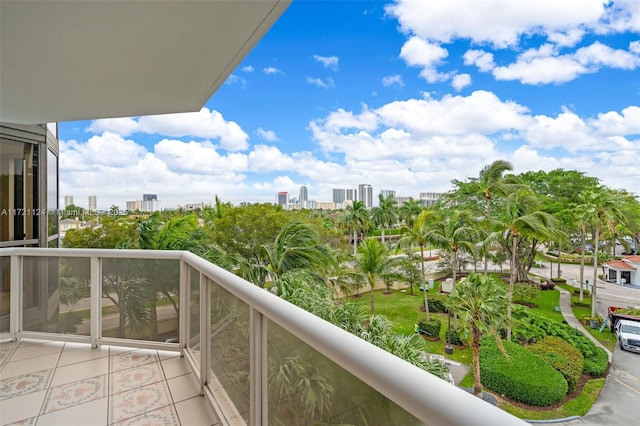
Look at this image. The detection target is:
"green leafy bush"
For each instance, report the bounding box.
[583,347,608,377]
[573,289,590,297]
[512,283,540,305]
[427,293,449,313]
[511,305,609,377]
[529,336,584,392]
[417,318,441,338]
[480,338,568,406]
[572,301,590,309]
[445,326,464,346]
[551,277,567,284]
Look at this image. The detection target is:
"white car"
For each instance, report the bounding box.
[615,319,640,353]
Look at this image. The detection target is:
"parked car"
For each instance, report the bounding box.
[614,319,640,353]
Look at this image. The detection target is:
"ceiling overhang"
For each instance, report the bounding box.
[0,0,290,124]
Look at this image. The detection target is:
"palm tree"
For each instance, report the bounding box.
[259,221,335,284]
[446,274,508,398]
[496,188,557,341]
[398,198,422,228]
[396,210,435,320]
[370,193,398,244]
[342,200,370,254]
[578,189,625,317]
[465,160,517,275]
[424,208,479,292]
[354,238,401,317]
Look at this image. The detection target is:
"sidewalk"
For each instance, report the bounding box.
[556,287,613,362]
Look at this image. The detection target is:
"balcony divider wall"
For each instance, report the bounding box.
[0,247,527,426]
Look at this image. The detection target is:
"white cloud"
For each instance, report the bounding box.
[386,0,608,48]
[592,106,640,135]
[630,40,640,54]
[242,65,255,72]
[399,36,450,82]
[382,75,404,87]
[463,50,496,72]
[154,139,249,175]
[224,74,248,87]
[313,55,339,69]
[87,108,249,151]
[451,74,472,91]
[256,127,278,142]
[492,41,640,84]
[306,77,335,89]
[263,67,284,75]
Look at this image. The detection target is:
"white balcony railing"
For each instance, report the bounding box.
[0,248,526,425]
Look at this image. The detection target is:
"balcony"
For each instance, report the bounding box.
[0,248,526,425]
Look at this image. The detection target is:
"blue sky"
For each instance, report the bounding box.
[59,0,640,210]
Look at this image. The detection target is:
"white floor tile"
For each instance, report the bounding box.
[1,353,60,378]
[37,396,108,426]
[161,356,191,379]
[50,357,109,387]
[110,362,164,394]
[0,389,46,424]
[175,396,220,426]
[11,341,64,361]
[58,345,110,367]
[167,373,200,403]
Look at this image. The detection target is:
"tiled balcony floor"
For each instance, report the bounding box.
[0,339,220,425]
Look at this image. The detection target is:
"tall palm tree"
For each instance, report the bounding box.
[578,189,625,317]
[424,208,479,292]
[342,200,370,254]
[398,197,422,229]
[396,210,436,320]
[354,238,401,317]
[446,274,508,398]
[466,160,517,275]
[259,221,335,283]
[370,193,398,244]
[497,188,557,341]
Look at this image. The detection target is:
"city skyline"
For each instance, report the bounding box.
[58,1,640,209]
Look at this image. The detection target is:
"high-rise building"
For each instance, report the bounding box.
[358,184,373,208]
[141,199,159,212]
[332,188,346,204]
[379,189,395,199]
[126,200,142,212]
[88,195,97,211]
[143,194,157,201]
[419,192,443,207]
[299,186,308,209]
[277,192,288,208]
[345,188,357,201]
[64,194,74,207]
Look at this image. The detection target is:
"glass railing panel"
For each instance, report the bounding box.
[267,320,422,426]
[209,279,250,423]
[22,256,91,335]
[188,265,201,355]
[0,256,10,333]
[101,258,180,342]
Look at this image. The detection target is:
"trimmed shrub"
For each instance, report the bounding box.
[417,318,441,338]
[551,277,567,284]
[583,347,608,377]
[426,293,449,313]
[511,306,609,377]
[445,326,464,346]
[512,283,540,305]
[529,336,584,392]
[480,338,568,406]
[573,289,590,297]
[572,301,591,309]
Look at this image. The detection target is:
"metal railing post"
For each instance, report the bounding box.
[9,254,21,340]
[250,308,267,426]
[179,260,189,355]
[90,257,101,348]
[200,273,211,394]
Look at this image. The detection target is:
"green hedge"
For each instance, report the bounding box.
[583,347,609,377]
[445,327,464,346]
[480,338,568,406]
[417,318,441,338]
[512,305,608,376]
[529,336,584,392]
[427,293,450,313]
